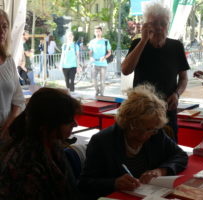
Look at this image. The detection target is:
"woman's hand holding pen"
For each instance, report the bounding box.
[115,174,140,191]
[139,168,167,184]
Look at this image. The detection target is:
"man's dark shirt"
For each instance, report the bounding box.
[23,42,32,71]
[128,38,190,98]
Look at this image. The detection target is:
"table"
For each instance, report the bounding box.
[76,111,115,130]
[178,119,203,147]
[76,109,203,147]
[107,155,203,200]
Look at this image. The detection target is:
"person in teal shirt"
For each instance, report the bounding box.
[89,26,112,96]
[60,31,79,92]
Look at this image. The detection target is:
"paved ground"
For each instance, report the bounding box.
[41,76,203,103]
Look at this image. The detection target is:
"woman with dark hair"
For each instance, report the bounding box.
[0,87,81,200]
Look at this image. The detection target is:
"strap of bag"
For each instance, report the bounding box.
[74,43,76,53]
[105,40,107,54]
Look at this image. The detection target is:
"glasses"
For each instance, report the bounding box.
[133,127,159,135]
[144,128,159,134]
[149,21,168,28]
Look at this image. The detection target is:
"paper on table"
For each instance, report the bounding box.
[124,175,181,198]
[143,195,168,200]
[150,175,181,188]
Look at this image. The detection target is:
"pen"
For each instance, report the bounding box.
[122,164,134,177]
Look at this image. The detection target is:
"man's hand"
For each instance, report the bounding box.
[141,22,154,43]
[193,70,203,79]
[100,56,106,62]
[115,174,140,191]
[139,168,167,184]
[23,68,27,72]
[167,93,179,111]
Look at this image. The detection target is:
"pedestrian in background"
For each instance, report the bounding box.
[21,31,35,85]
[47,35,60,69]
[60,31,79,92]
[38,38,49,78]
[89,26,112,96]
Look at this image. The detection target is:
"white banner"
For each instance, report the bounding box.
[169,0,195,39]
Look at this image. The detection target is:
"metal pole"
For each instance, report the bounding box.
[116,0,122,75]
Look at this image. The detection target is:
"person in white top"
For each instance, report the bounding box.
[47,35,60,68]
[0,9,25,139]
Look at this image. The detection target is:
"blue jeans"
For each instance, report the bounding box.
[27,70,35,85]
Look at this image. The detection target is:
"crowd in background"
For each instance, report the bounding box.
[19,26,112,96]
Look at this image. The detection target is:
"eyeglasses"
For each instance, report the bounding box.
[144,128,159,134]
[133,127,159,135]
[149,21,168,28]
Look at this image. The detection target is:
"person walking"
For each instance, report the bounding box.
[60,31,79,92]
[89,26,112,96]
[121,2,190,141]
[47,35,60,69]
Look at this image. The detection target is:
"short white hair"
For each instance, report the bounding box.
[143,2,171,23]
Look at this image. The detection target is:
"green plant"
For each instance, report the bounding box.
[104,30,131,50]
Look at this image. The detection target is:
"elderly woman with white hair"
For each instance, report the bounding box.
[121,2,190,141]
[60,31,79,92]
[78,84,188,200]
[0,9,24,139]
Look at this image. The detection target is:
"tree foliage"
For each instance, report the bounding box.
[26,0,132,51]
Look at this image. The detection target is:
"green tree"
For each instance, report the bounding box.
[27,0,71,50]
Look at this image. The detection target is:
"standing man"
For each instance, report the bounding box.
[121,3,190,141]
[89,26,111,96]
[22,31,35,85]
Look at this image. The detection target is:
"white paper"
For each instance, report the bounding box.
[124,184,172,198]
[143,195,168,200]
[149,175,181,189]
[102,108,118,115]
[124,175,181,198]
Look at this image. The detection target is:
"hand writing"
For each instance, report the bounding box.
[140,168,167,184]
[115,174,140,191]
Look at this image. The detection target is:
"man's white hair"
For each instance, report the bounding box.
[143,2,171,23]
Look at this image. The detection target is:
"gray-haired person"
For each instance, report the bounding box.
[122,2,190,141]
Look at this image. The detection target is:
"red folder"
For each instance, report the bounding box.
[82,101,119,113]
